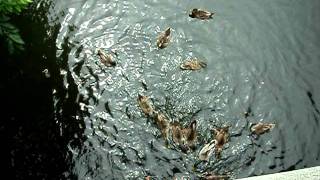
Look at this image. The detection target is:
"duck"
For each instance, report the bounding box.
[157,27,171,49]
[212,126,229,158]
[171,120,197,153]
[97,49,116,67]
[250,122,275,135]
[137,94,154,116]
[154,112,171,142]
[180,58,207,70]
[199,139,216,161]
[189,8,214,20]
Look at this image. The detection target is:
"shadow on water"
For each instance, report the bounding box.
[3,1,85,179]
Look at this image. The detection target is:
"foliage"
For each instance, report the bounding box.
[0,0,33,54]
[0,0,32,14]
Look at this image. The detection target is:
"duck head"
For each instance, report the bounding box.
[189,8,198,18]
[157,27,171,49]
[164,27,171,36]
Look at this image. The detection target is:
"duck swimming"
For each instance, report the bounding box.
[154,112,171,142]
[153,112,197,152]
[180,58,207,70]
[189,8,214,20]
[199,139,216,161]
[137,94,154,116]
[157,27,171,49]
[97,49,116,67]
[213,126,229,158]
[250,122,275,135]
[171,120,197,153]
[199,126,229,160]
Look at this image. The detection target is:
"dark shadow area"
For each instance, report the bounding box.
[2,2,85,180]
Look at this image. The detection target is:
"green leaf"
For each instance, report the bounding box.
[0,16,10,22]
[0,22,16,30]
[8,33,24,45]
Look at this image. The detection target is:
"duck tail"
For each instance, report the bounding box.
[209,12,215,18]
[200,61,207,68]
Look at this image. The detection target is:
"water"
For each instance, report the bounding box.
[9,0,320,179]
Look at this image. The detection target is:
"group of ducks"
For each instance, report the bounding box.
[97,8,276,180]
[97,9,212,71]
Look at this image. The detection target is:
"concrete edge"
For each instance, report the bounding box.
[237,166,320,180]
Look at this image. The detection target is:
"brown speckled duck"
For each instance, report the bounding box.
[180,58,207,70]
[171,120,197,153]
[189,8,214,20]
[154,112,197,152]
[213,126,229,158]
[154,112,171,142]
[157,27,171,49]
[199,139,216,161]
[250,122,275,135]
[137,94,154,116]
[97,49,116,67]
[199,126,229,160]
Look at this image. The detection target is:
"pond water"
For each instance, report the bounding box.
[11,0,320,179]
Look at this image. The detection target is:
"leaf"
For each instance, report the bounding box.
[0,22,16,30]
[0,16,10,22]
[8,33,24,45]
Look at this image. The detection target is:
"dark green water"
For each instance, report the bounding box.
[7,0,320,179]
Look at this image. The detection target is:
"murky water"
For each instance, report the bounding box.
[12,0,320,179]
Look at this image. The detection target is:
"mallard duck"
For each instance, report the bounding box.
[154,112,170,141]
[137,94,154,116]
[171,120,197,152]
[212,126,229,158]
[250,122,275,135]
[199,139,216,161]
[157,27,171,49]
[180,58,207,70]
[97,49,116,67]
[189,8,214,20]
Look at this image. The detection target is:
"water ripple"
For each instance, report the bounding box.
[44,0,320,179]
